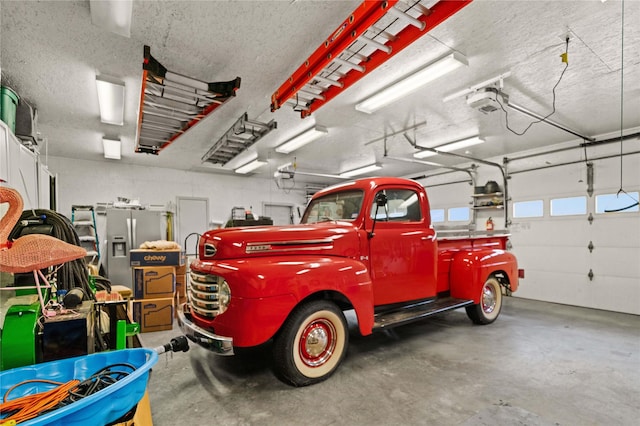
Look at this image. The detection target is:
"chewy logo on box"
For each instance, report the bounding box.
[133,266,175,299]
[130,249,185,267]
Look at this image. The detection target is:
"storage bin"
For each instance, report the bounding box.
[1,86,19,133]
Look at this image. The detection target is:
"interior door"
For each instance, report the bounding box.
[367,186,437,306]
[263,203,293,225]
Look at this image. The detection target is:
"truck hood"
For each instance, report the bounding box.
[197,222,361,261]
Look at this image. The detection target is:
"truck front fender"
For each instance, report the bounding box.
[448,249,519,302]
[196,256,374,347]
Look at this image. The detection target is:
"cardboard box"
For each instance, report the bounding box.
[130,249,185,267]
[131,297,174,333]
[175,273,186,297]
[133,266,175,299]
[176,262,187,275]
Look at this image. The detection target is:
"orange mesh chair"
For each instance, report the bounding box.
[0,186,86,313]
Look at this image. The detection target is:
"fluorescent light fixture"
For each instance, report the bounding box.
[96,75,125,125]
[413,150,438,159]
[355,52,468,114]
[340,163,382,178]
[414,136,485,159]
[275,125,328,154]
[235,158,267,174]
[438,136,485,152]
[90,0,133,38]
[102,138,121,160]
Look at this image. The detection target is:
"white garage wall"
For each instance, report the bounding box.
[44,156,306,254]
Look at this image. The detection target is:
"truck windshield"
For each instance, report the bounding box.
[302,190,364,223]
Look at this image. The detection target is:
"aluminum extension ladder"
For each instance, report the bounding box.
[71,205,100,268]
[135,45,241,155]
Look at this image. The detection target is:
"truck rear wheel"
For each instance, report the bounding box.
[273,300,348,386]
[466,277,502,325]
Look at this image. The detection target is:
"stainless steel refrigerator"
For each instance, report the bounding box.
[106,208,164,288]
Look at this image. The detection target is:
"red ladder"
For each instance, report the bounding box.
[270,0,472,118]
[135,45,241,155]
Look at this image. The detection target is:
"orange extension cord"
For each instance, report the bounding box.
[0,379,80,424]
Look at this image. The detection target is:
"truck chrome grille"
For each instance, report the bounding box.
[189,271,222,318]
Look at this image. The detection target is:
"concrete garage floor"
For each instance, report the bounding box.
[139,297,640,426]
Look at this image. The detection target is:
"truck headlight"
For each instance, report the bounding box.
[218,280,231,314]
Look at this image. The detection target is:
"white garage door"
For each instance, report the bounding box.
[508,156,639,315]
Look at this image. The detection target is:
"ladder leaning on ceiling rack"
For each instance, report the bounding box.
[270,0,472,118]
[135,45,241,155]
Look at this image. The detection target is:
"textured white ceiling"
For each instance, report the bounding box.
[1,0,638,186]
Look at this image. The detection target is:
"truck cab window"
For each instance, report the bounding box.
[370,189,421,222]
[301,190,364,223]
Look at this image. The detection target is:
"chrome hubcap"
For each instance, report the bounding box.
[299,319,336,367]
[482,284,496,314]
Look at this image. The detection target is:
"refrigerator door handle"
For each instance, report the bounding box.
[127,218,132,252]
[132,218,137,249]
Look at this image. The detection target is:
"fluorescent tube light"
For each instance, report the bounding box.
[275,125,328,154]
[438,136,485,152]
[355,52,468,114]
[340,163,382,178]
[96,76,125,125]
[414,136,485,159]
[235,158,267,174]
[413,150,438,159]
[90,0,133,38]
[103,138,121,160]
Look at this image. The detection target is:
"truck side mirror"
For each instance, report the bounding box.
[369,192,388,239]
[375,193,388,207]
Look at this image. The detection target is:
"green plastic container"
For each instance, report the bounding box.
[1,85,19,133]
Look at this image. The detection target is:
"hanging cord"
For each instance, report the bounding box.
[618,0,625,194]
[606,0,639,212]
[495,37,570,136]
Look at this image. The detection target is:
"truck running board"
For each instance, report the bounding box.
[373,297,474,330]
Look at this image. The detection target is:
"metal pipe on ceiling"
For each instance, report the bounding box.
[507,150,640,175]
[364,121,427,146]
[405,133,509,228]
[506,100,596,142]
[505,131,640,163]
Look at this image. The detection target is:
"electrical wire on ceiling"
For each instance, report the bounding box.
[607,0,639,213]
[495,37,570,136]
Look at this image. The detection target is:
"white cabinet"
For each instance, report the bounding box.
[0,120,39,210]
[0,123,8,183]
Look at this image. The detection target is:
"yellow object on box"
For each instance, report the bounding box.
[133,266,175,299]
[131,297,174,333]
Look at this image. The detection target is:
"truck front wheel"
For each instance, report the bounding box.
[273,300,348,386]
[465,277,502,325]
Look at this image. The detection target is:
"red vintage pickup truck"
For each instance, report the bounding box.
[178,177,520,386]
